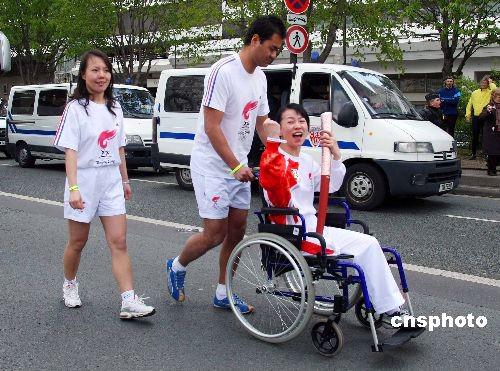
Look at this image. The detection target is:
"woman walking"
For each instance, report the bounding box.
[54,49,155,319]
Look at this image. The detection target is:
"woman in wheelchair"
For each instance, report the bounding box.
[259,103,410,321]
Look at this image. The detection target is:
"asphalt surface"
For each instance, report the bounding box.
[0,157,499,370]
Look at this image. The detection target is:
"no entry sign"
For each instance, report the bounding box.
[285,25,309,55]
[284,0,311,14]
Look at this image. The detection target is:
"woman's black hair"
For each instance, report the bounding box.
[71,49,116,116]
[276,103,310,128]
[243,16,286,45]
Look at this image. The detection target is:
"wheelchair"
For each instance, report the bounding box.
[225,194,425,356]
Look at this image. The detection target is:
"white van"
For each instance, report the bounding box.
[152,63,461,210]
[6,83,155,169]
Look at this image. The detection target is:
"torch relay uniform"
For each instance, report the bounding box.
[54,99,155,318]
[259,139,405,314]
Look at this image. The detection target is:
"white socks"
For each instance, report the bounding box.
[64,277,77,286]
[121,290,135,302]
[172,256,186,272]
[216,284,227,300]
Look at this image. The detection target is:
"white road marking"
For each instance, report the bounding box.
[129,178,177,186]
[0,190,499,288]
[1,163,14,166]
[445,214,500,223]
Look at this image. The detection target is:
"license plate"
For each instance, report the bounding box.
[439,182,454,192]
[0,141,5,146]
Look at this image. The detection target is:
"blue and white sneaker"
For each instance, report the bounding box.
[213,294,254,314]
[166,258,186,302]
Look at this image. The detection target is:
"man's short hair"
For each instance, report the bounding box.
[243,16,286,45]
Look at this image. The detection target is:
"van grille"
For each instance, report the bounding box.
[427,170,460,183]
[143,139,153,147]
[434,151,455,160]
[0,128,5,138]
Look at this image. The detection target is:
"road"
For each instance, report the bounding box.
[0,157,498,370]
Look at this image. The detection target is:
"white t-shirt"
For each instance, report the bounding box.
[190,53,269,178]
[54,99,126,168]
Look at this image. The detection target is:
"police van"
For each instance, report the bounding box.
[152,62,461,210]
[6,83,155,169]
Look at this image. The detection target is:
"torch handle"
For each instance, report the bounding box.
[316,112,332,235]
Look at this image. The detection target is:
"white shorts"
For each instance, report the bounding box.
[64,166,126,223]
[191,170,251,219]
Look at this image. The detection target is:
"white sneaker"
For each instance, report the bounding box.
[120,295,155,319]
[63,282,82,308]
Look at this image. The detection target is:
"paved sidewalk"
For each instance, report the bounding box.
[455,157,500,198]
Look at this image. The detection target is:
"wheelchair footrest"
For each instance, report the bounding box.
[380,327,426,348]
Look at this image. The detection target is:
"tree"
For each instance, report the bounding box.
[221,0,404,66]
[0,0,113,84]
[395,0,500,78]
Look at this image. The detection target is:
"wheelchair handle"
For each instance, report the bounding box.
[260,207,300,216]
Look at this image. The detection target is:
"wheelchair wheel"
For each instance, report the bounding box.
[284,270,362,316]
[311,321,344,357]
[226,233,315,344]
[355,297,383,328]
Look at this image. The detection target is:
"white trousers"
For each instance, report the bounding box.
[323,226,405,314]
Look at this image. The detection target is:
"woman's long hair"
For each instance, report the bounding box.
[71,49,116,116]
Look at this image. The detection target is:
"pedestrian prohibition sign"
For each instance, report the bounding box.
[286,25,309,55]
[284,0,310,14]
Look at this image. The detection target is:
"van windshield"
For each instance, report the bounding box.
[113,87,153,119]
[342,71,422,120]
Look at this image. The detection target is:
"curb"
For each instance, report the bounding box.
[452,185,500,198]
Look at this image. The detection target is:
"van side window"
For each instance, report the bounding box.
[300,73,330,116]
[12,90,36,115]
[38,89,68,116]
[331,77,353,122]
[165,76,204,112]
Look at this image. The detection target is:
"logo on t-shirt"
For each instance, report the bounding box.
[309,127,322,147]
[211,195,221,208]
[96,129,118,165]
[98,129,118,149]
[239,100,258,142]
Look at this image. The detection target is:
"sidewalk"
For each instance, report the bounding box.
[454,157,500,198]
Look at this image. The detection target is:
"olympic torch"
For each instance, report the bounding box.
[316,112,332,235]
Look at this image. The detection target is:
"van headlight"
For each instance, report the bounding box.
[126,135,143,145]
[394,142,434,153]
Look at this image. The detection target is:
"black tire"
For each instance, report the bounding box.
[344,163,386,211]
[16,143,36,168]
[311,321,344,357]
[175,168,193,190]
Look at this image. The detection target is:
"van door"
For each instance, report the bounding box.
[296,71,365,161]
[35,88,68,156]
[8,89,37,166]
[158,73,205,167]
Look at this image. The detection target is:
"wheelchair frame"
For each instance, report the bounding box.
[226,196,424,356]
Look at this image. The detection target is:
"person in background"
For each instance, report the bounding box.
[439,76,461,137]
[420,93,444,129]
[479,88,500,176]
[466,75,497,160]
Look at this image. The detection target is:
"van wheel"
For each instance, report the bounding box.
[175,168,194,190]
[16,143,36,168]
[344,163,386,211]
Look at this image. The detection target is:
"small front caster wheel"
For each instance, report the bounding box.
[355,298,384,329]
[311,321,344,357]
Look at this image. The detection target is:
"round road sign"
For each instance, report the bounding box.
[285,25,309,55]
[284,0,311,14]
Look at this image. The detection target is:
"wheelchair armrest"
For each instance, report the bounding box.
[260,207,300,216]
[304,232,327,256]
[349,219,370,235]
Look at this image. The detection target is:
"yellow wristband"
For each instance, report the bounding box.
[68,185,79,192]
[229,163,245,175]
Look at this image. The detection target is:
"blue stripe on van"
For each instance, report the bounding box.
[11,124,56,135]
[160,132,195,140]
[304,139,360,150]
